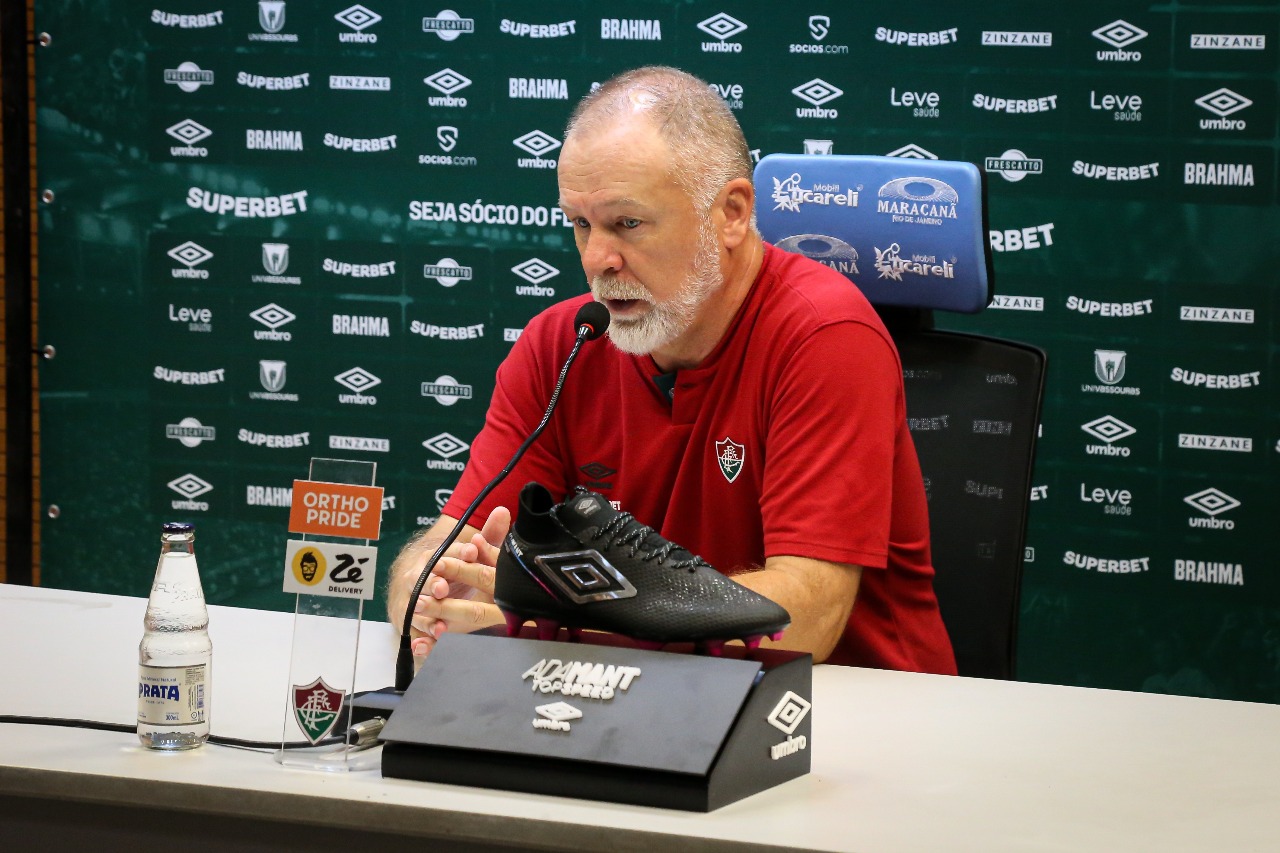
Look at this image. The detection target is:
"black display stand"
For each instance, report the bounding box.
[378,630,813,811]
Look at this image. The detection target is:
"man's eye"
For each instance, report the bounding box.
[573,217,590,229]
[621,218,641,229]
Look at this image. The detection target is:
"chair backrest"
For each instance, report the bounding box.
[754,154,1045,679]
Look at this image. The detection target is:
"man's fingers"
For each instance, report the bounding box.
[413,595,503,629]
[432,556,497,596]
[480,506,512,551]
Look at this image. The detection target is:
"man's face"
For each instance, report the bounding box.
[558,119,723,356]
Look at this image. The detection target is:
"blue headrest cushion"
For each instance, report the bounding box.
[753,154,992,314]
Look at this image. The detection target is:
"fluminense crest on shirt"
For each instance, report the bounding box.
[715,437,745,483]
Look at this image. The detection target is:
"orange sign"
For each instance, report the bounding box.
[288,480,384,540]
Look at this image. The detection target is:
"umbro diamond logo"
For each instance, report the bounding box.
[1195,88,1253,117]
[166,119,212,144]
[334,367,381,393]
[792,78,843,106]
[767,690,812,735]
[424,69,471,95]
[1183,488,1240,516]
[168,241,213,268]
[513,130,561,157]
[1092,20,1147,48]
[511,258,559,284]
[698,13,747,41]
[422,432,469,458]
[335,4,381,31]
[167,473,213,498]
[1081,415,1136,443]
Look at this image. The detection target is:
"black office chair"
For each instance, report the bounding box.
[755,155,1045,679]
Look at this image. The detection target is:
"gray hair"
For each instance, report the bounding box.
[564,66,754,215]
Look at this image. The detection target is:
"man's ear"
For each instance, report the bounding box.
[716,177,755,250]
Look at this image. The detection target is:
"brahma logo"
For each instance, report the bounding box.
[1092,19,1146,61]
[601,18,661,40]
[1184,162,1255,186]
[792,78,843,118]
[698,13,747,51]
[875,177,958,226]
[774,234,859,275]
[509,77,568,99]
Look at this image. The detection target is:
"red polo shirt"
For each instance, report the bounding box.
[445,243,956,673]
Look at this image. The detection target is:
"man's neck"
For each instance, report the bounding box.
[650,236,765,372]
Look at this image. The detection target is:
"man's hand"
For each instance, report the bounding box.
[386,507,510,661]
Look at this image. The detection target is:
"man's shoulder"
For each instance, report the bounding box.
[760,244,888,334]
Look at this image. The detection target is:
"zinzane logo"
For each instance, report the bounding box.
[767,691,811,760]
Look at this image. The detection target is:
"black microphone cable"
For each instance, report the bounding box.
[0,713,386,753]
[393,301,610,692]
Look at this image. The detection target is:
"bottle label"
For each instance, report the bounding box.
[137,664,207,725]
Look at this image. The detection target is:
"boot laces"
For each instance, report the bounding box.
[595,512,708,571]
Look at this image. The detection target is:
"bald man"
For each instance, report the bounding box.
[388,66,955,674]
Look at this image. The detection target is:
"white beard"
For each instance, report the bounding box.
[593,220,723,356]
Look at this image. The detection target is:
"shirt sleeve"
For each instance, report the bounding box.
[759,320,904,570]
[441,315,571,527]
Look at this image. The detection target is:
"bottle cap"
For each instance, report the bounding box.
[162,522,195,535]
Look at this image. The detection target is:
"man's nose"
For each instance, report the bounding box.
[580,230,623,277]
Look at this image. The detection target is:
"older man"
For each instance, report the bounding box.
[388,66,955,673]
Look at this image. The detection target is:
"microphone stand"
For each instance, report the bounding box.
[348,305,609,726]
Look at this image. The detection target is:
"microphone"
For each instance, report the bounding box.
[391,301,610,692]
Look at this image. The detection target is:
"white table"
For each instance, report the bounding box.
[2,583,1279,852]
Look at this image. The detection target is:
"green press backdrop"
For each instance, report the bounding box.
[32,1,1280,701]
